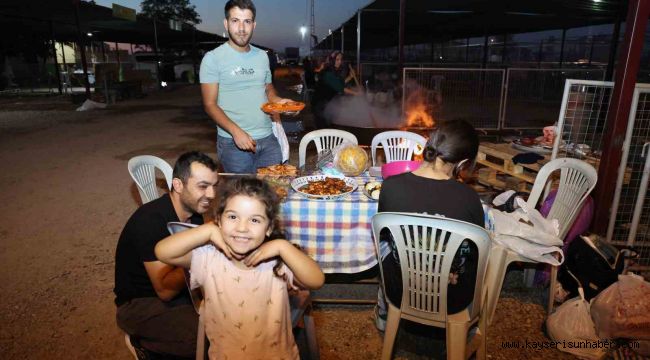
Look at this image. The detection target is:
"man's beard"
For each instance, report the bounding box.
[228,29,252,47]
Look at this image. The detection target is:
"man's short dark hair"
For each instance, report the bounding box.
[224,0,256,20]
[173,151,218,183]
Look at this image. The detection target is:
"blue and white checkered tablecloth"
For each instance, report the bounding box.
[281,175,380,274]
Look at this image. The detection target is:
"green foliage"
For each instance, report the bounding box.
[140,0,201,25]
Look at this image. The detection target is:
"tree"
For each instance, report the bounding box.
[140,0,201,26]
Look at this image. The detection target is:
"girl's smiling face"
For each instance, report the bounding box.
[218,195,271,259]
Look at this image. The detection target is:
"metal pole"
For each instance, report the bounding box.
[482,34,489,68]
[356,10,361,76]
[592,0,650,234]
[49,20,62,95]
[588,36,595,65]
[398,0,406,73]
[606,18,623,80]
[558,29,566,68]
[341,26,344,53]
[538,39,544,68]
[73,1,91,98]
[192,26,198,84]
[153,15,162,87]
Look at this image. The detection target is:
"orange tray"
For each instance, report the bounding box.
[261,101,305,114]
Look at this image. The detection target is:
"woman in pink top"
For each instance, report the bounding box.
[156,177,325,359]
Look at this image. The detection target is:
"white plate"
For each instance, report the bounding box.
[291,175,357,200]
[362,183,381,201]
[511,139,552,155]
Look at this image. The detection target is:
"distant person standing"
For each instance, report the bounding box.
[200,0,291,174]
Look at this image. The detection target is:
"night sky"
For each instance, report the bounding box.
[94,0,371,51]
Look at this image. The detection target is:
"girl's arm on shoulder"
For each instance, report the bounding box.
[155,222,232,268]
[243,240,325,290]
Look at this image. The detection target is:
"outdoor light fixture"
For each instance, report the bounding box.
[161,81,167,87]
[300,26,307,40]
[87,32,93,37]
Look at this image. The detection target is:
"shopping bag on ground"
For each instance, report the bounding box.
[590,274,650,340]
[546,288,606,359]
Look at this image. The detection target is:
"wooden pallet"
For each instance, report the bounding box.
[476,143,547,189]
[476,142,632,190]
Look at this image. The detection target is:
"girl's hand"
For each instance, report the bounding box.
[243,239,288,267]
[207,223,234,259]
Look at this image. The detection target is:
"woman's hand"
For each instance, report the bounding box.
[242,239,288,267]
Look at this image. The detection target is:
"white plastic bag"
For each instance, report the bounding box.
[491,198,562,246]
[271,121,290,163]
[591,274,650,340]
[75,99,107,111]
[546,288,606,359]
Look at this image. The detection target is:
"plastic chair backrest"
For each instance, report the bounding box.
[298,129,358,168]
[128,155,173,204]
[526,158,597,240]
[371,131,427,166]
[372,212,490,327]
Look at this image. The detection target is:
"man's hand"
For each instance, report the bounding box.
[232,128,256,153]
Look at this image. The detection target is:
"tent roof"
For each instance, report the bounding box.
[0,0,225,49]
[317,0,629,50]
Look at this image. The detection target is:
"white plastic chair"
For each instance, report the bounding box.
[298,129,358,168]
[484,158,597,323]
[371,131,427,166]
[372,212,490,360]
[128,155,173,204]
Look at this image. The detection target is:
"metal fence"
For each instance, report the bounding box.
[402,67,505,130]
[502,68,606,129]
[607,86,650,274]
[553,79,650,274]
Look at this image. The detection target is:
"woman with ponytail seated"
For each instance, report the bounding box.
[374,119,485,331]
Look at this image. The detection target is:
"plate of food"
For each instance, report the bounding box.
[511,138,552,155]
[257,164,298,176]
[362,181,382,201]
[291,175,357,200]
[261,101,305,114]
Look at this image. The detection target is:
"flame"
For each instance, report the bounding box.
[404,101,434,128]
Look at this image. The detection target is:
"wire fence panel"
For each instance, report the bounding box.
[553,79,614,159]
[607,87,650,274]
[502,69,605,129]
[402,68,505,130]
[554,80,650,275]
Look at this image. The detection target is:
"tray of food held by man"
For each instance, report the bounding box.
[261,101,305,114]
[291,175,357,200]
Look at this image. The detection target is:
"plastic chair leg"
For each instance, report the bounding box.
[547,265,558,314]
[303,306,320,360]
[196,306,205,360]
[124,333,138,360]
[484,245,509,325]
[446,311,470,360]
[381,303,401,360]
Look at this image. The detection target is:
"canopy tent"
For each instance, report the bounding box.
[316,0,628,52]
[0,0,225,50]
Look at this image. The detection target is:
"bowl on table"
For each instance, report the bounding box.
[381,160,422,179]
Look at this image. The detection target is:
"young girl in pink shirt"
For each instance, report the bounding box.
[156,177,324,359]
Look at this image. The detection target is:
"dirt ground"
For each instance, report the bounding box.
[0,81,577,359]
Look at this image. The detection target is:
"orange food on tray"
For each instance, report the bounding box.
[261,101,305,114]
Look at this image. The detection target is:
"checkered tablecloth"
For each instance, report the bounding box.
[281,175,380,274]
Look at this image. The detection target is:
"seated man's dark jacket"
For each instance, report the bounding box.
[114,193,203,306]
